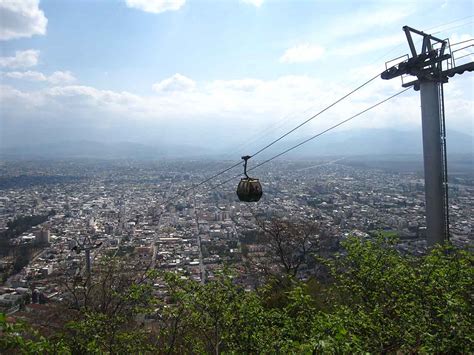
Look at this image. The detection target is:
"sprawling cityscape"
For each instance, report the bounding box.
[1,157,472,314]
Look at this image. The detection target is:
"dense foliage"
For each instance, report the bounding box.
[1,235,472,354]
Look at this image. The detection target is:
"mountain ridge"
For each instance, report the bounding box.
[1,128,472,160]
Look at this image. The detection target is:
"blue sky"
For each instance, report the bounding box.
[0,0,473,151]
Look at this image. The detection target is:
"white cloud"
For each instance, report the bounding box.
[209,78,264,92]
[0,0,47,40]
[5,70,76,84]
[5,70,45,81]
[48,71,76,85]
[0,49,39,68]
[280,44,325,63]
[45,85,141,108]
[1,72,472,149]
[125,0,185,14]
[152,73,196,92]
[241,0,264,7]
[1,73,417,130]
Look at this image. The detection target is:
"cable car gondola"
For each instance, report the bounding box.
[236,155,262,202]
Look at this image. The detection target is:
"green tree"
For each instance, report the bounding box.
[0,313,69,354]
[308,234,474,353]
[2,233,472,354]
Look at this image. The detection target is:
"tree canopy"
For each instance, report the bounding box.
[1,234,473,354]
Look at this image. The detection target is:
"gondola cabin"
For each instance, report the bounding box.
[237,178,262,202]
[236,155,263,202]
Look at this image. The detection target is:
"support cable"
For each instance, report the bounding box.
[158,72,384,210]
[157,20,473,211]
[454,52,474,61]
[450,39,474,47]
[158,160,242,207]
[425,15,474,32]
[250,72,382,159]
[227,18,474,162]
[209,87,411,192]
[432,20,474,34]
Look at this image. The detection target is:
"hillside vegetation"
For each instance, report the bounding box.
[1,235,473,354]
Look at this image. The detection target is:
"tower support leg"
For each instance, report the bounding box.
[419,80,448,246]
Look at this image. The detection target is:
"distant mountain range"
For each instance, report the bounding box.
[281,128,473,157]
[1,129,472,160]
[0,140,208,160]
